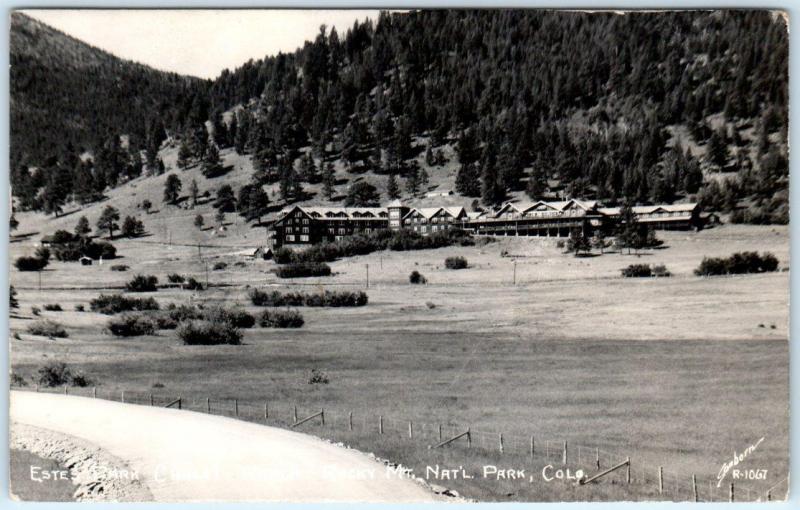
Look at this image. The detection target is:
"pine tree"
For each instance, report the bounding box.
[214,184,236,212]
[387,173,400,199]
[244,186,270,224]
[457,127,480,165]
[425,143,435,166]
[322,162,336,200]
[189,178,199,206]
[194,214,204,229]
[202,142,224,178]
[345,181,380,207]
[177,140,192,169]
[405,161,420,196]
[163,174,182,204]
[480,142,504,206]
[74,216,91,237]
[97,205,120,239]
[418,167,430,191]
[455,162,480,197]
[215,209,225,226]
[234,112,250,154]
[122,216,141,237]
[10,285,18,310]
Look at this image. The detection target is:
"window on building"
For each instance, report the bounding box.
[286,235,295,242]
[300,235,309,242]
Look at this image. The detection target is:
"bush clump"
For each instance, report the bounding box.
[43,304,63,311]
[202,306,256,328]
[694,252,780,276]
[126,274,159,292]
[308,368,329,385]
[184,277,204,290]
[444,256,468,270]
[110,264,129,272]
[258,309,304,328]
[15,256,48,271]
[90,294,159,314]
[212,262,228,271]
[652,264,672,277]
[36,361,92,387]
[75,304,85,312]
[273,262,331,278]
[27,320,68,338]
[107,314,157,337]
[621,264,653,277]
[165,303,203,322]
[167,273,185,283]
[176,320,242,345]
[249,289,367,307]
[409,270,427,284]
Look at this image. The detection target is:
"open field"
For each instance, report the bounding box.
[8,223,789,501]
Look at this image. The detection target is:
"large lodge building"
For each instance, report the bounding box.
[268,199,701,247]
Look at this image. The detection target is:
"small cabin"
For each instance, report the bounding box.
[79,256,93,266]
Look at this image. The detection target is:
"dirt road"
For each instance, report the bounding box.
[10,391,444,502]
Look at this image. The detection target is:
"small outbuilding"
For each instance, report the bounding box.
[79,256,93,266]
[254,246,273,260]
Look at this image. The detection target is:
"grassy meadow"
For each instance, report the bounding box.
[8,221,790,502]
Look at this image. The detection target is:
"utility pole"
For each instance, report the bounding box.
[513,260,517,286]
[38,270,42,291]
[205,262,209,288]
[365,264,369,289]
[198,244,201,259]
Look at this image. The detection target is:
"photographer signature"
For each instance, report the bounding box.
[717,437,764,487]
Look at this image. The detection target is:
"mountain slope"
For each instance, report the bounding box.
[10,12,206,168]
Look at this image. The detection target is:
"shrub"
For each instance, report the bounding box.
[203,306,256,328]
[166,303,202,322]
[43,304,62,311]
[445,256,468,270]
[27,320,68,338]
[652,264,672,277]
[167,273,185,283]
[75,304,85,312]
[83,241,117,260]
[90,294,159,314]
[409,270,427,284]
[110,264,129,272]
[37,362,72,386]
[177,320,242,345]
[274,262,331,278]
[70,372,93,387]
[148,313,179,330]
[184,277,204,290]
[31,306,40,316]
[212,262,228,271]
[126,274,158,292]
[10,372,27,386]
[694,252,780,276]
[107,314,157,337]
[621,264,653,277]
[258,309,304,328]
[15,256,48,271]
[249,289,367,307]
[308,368,329,385]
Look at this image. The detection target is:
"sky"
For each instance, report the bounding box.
[21,9,381,79]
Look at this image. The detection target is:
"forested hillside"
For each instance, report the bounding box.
[10,10,789,225]
[10,12,208,211]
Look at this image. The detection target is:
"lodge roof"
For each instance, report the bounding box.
[598,203,699,216]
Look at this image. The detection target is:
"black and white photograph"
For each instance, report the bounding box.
[6,7,790,503]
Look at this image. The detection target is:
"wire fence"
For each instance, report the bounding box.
[15,384,787,502]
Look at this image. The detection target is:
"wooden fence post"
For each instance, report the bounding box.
[321,409,325,426]
[499,433,504,454]
[64,385,68,395]
[767,489,771,501]
[438,424,442,441]
[596,447,600,469]
[658,466,663,494]
[530,435,534,458]
[150,393,153,406]
[35,384,38,393]
[206,397,210,413]
[93,387,97,398]
[467,428,472,448]
[729,482,734,502]
[408,421,413,438]
[379,415,383,434]
[264,403,268,420]
[563,441,568,465]
[234,399,238,417]
[625,457,630,484]
[692,474,698,502]
[294,406,298,423]
[348,412,353,431]
[178,396,182,410]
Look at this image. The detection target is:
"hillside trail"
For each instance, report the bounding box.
[10,391,444,502]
